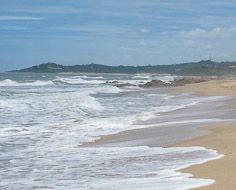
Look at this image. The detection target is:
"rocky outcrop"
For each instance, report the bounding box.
[115,83,137,87]
[106,81,137,87]
[139,80,169,88]
[170,77,209,86]
[139,77,209,88]
[106,81,119,84]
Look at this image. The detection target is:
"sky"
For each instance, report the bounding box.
[1,0,236,71]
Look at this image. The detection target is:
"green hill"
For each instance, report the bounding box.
[11,60,236,76]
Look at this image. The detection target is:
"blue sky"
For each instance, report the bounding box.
[1,0,236,71]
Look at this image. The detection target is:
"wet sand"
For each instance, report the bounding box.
[173,79,236,189]
[175,123,236,189]
[83,96,234,148]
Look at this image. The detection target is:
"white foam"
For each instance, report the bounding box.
[133,102,199,122]
[86,76,105,79]
[0,79,53,86]
[82,146,222,190]
[134,110,159,121]
[53,77,104,85]
[94,86,124,94]
[71,75,104,79]
[153,75,176,83]
[78,92,104,111]
[0,99,29,111]
[0,145,220,190]
[132,75,151,79]
[146,118,227,128]
[0,79,17,86]
[0,89,104,117]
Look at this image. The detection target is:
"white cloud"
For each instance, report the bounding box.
[230,27,236,32]
[138,41,147,46]
[52,25,135,36]
[12,6,81,14]
[119,46,136,58]
[0,16,43,21]
[179,27,227,38]
[140,28,150,33]
[119,46,135,51]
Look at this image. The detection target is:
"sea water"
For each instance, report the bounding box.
[0,72,228,189]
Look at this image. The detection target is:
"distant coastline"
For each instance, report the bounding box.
[10,60,236,76]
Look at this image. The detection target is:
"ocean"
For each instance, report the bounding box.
[0,72,233,190]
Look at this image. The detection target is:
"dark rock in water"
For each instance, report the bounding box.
[115,83,137,88]
[105,80,136,87]
[139,80,169,88]
[112,81,119,84]
[106,81,119,84]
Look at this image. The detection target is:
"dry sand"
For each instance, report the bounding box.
[173,79,236,189]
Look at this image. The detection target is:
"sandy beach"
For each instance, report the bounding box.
[176,124,236,189]
[173,79,236,189]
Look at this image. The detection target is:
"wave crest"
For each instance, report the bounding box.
[0,79,53,87]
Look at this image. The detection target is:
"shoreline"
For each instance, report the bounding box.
[175,123,236,189]
[172,79,236,189]
[83,79,236,189]
[82,97,234,148]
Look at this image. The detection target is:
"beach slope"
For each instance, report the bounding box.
[174,80,236,189]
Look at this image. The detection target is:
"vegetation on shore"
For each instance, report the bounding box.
[11,60,236,76]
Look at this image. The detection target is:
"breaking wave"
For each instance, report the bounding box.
[0,79,53,87]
